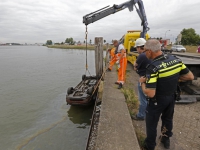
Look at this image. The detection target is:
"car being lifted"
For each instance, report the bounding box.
[66,75,99,106]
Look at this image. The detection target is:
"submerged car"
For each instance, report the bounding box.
[66,75,99,106]
[171,45,186,52]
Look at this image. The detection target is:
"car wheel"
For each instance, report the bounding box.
[67,87,74,95]
[82,74,86,81]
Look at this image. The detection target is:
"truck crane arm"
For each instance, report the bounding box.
[83,0,149,38]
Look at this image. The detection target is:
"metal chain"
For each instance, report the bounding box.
[85,25,91,75]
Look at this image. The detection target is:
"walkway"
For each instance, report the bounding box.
[95,69,140,150]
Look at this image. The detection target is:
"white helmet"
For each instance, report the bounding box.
[135,38,146,47]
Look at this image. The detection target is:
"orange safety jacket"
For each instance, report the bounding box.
[116,50,127,84]
[108,48,117,70]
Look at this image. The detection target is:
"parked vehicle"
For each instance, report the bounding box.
[171,45,186,52]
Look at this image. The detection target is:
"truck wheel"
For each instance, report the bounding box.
[82,74,86,81]
[87,87,94,95]
[67,87,74,95]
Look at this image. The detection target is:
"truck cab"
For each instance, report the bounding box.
[120,30,150,65]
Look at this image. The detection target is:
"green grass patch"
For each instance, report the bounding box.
[135,129,146,148]
[121,86,146,149]
[121,87,139,116]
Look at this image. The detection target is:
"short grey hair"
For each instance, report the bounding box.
[113,40,118,44]
[145,39,161,52]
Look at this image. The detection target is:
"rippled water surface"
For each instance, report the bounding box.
[0,46,96,150]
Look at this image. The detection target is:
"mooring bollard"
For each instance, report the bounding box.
[95,37,103,78]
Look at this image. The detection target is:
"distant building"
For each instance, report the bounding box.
[150,38,170,46]
[77,41,82,45]
[176,33,182,44]
[159,39,170,46]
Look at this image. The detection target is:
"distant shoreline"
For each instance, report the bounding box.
[47,45,111,50]
[47,45,198,53]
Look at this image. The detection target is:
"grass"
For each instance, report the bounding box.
[47,45,111,50]
[135,129,146,148]
[121,87,138,116]
[184,45,198,53]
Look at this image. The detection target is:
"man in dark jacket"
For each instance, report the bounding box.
[140,39,194,150]
[132,38,151,120]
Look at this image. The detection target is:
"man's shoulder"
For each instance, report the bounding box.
[138,53,150,61]
[139,53,146,57]
[118,44,125,50]
[151,54,183,71]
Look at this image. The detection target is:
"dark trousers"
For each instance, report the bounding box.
[145,95,175,150]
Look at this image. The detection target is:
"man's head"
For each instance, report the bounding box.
[135,38,146,54]
[144,39,162,59]
[113,40,118,47]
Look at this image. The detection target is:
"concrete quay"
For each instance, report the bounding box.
[95,69,140,150]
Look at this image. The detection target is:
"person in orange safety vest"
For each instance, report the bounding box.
[113,40,127,89]
[107,47,117,71]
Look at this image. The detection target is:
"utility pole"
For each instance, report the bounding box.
[165,30,170,39]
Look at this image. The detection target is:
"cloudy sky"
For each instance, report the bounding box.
[0,0,199,44]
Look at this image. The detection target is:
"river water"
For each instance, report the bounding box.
[0,46,96,150]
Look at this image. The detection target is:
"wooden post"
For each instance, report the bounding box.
[95,37,103,77]
[106,43,109,50]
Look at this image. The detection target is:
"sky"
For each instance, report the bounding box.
[0,0,200,44]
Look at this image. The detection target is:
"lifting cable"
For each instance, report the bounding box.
[85,25,91,76]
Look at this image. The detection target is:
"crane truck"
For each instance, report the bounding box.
[83,0,200,103]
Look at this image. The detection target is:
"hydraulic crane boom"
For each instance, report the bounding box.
[83,0,149,38]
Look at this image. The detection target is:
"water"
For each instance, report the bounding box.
[0,46,96,150]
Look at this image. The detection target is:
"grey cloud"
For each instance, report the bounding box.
[148,1,200,41]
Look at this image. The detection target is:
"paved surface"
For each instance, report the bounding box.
[95,70,140,150]
[176,56,200,65]
[172,52,200,57]
[126,63,200,150]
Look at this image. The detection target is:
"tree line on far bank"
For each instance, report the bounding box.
[45,37,107,46]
